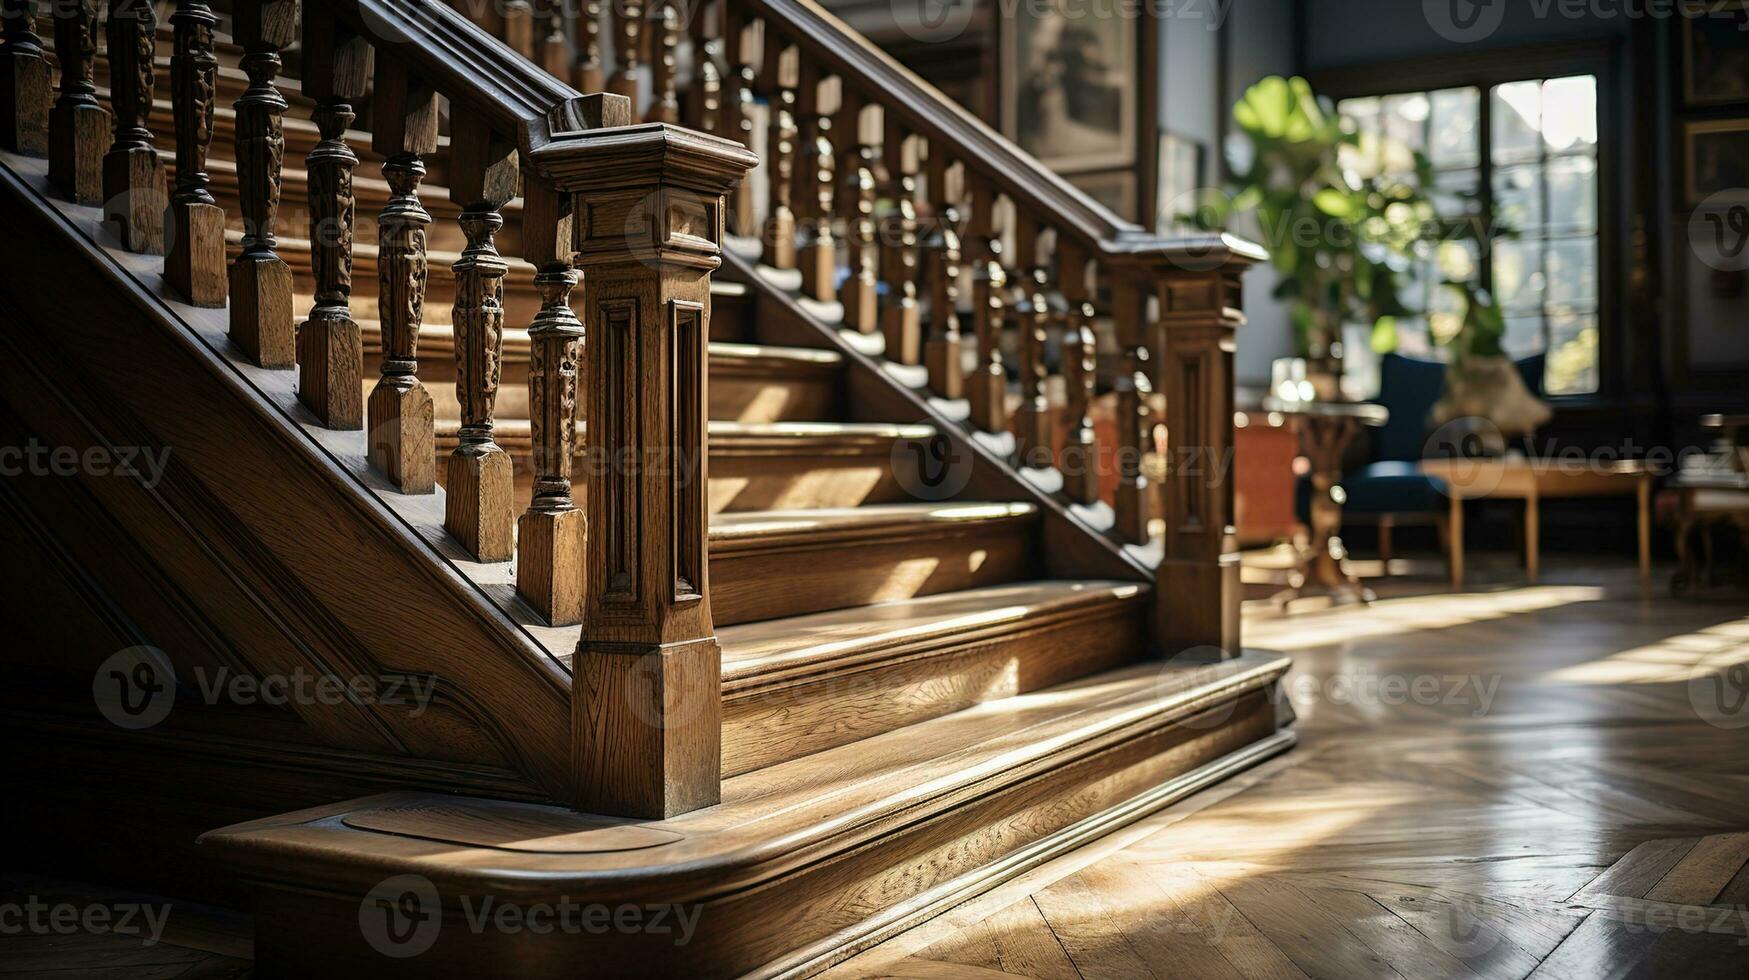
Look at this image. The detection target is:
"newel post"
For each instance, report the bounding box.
[531,118,757,819]
[1155,260,1253,658]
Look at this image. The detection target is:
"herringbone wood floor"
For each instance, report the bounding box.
[827,560,1749,980]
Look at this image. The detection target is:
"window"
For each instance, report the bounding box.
[1337,75,1601,396]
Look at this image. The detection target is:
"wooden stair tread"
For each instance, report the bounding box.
[716,580,1147,689]
[708,502,1036,547]
[200,651,1290,894]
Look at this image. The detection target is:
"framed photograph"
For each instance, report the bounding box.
[1069,170,1139,222]
[1683,1,1749,107]
[1685,119,1749,206]
[1000,0,1138,173]
[1154,131,1206,233]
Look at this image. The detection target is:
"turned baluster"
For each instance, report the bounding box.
[879,121,922,365]
[719,7,757,237]
[1158,267,1252,654]
[645,0,678,122]
[297,11,369,429]
[516,180,587,626]
[48,0,108,204]
[835,92,878,335]
[574,0,603,91]
[761,40,798,270]
[0,0,50,155]
[229,0,298,367]
[1112,273,1154,543]
[795,67,836,302]
[1011,216,1053,468]
[610,0,643,101]
[922,144,963,399]
[538,0,568,76]
[367,57,440,494]
[684,0,720,132]
[102,0,166,254]
[446,115,520,562]
[502,0,533,58]
[1057,240,1101,506]
[165,0,225,308]
[965,179,1007,434]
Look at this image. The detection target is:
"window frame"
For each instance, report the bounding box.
[1311,39,1623,404]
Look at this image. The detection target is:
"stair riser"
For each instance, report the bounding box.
[722,603,1146,775]
[238,693,1284,979]
[711,521,1037,626]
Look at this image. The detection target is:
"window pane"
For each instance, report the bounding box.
[1493,239,1545,314]
[1494,164,1544,232]
[1492,81,1543,164]
[1542,76,1598,154]
[1545,238,1598,313]
[1382,93,1430,154]
[1429,88,1480,169]
[1546,156,1597,237]
[1503,315,1544,359]
[1546,313,1600,394]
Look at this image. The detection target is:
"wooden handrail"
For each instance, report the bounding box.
[736,0,1263,268]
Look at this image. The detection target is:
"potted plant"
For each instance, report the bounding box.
[1431,280,1551,450]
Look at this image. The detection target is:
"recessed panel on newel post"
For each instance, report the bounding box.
[531,115,756,819]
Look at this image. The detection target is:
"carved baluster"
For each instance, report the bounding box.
[574,0,603,91]
[645,0,678,122]
[1057,240,1101,506]
[0,0,50,155]
[1012,216,1052,468]
[684,0,720,132]
[922,144,963,398]
[719,7,757,237]
[796,67,836,302]
[48,0,109,203]
[609,0,643,101]
[539,0,568,76]
[102,0,166,253]
[229,0,298,367]
[835,92,878,334]
[446,115,520,561]
[367,57,440,494]
[530,107,757,820]
[1113,272,1153,544]
[965,178,1007,433]
[1158,266,1252,655]
[297,11,370,429]
[516,180,587,626]
[502,0,533,58]
[761,40,798,270]
[165,0,225,307]
[879,121,921,364]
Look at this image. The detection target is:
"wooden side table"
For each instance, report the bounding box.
[1419,457,1654,590]
[1265,398,1390,606]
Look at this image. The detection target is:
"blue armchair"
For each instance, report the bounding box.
[1296,353,1547,569]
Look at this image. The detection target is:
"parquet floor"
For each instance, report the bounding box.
[827,558,1749,980]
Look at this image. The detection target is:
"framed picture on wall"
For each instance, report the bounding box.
[999,0,1138,173]
[1069,170,1139,222]
[1685,119,1749,206]
[1683,1,1749,106]
[1154,131,1206,234]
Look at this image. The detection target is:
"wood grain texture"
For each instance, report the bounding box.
[48,0,107,202]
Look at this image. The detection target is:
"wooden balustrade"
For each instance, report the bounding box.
[922,142,962,398]
[879,120,921,365]
[760,38,797,270]
[48,0,109,204]
[574,0,603,91]
[103,0,166,253]
[1,0,50,156]
[502,0,534,58]
[1011,216,1052,470]
[684,0,720,133]
[718,7,756,237]
[836,92,878,335]
[1057,241,1102,507]
[609,0,642,101]
[166,0,226,309]
[297,7,369,429]
[538,0,568,77]
[794,65,834,303]
[646,0,679,123]
[229,0,297,366]
[964,178,1007,434]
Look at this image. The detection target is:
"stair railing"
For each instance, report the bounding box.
[488,0,1264,658]
[9,0,753,818]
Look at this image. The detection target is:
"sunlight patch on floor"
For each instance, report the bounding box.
[1245,586,1607,651]
[1541,616,1749,684]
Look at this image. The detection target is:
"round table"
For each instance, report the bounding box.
[1263,397,1390,607]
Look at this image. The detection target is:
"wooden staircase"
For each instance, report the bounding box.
[0,1,1292,976]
